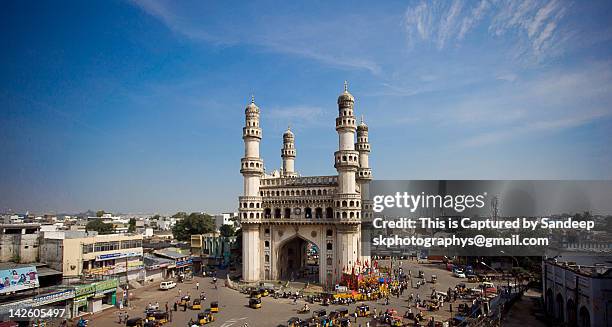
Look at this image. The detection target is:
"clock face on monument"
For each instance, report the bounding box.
[294,208,302,215]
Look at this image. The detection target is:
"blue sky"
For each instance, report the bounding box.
[1,0,611,214]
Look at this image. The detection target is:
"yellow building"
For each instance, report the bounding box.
[40,231,144,283]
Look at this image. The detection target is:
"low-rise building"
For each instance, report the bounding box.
[213,212,238,231]
[543,255,612,327]
[152,249,192,278]
[39,232,144,284]
[0,223,40,263]
[143,254,174,284]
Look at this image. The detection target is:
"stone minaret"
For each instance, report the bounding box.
[281,127,297,177]
[356,117,373,267]
[239,96,263,282]
[333,81,362,278]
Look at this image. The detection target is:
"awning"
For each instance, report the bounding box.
[36,266,63,277]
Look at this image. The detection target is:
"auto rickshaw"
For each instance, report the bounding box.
[318,316,332,327]
[250,290,262,298]
[431,274,437,284]
[152,312,168,324]
[467,274,479,283]
[338,307,349,318]
[259,288,269,297]
[249,298,262,309]
[313,309,326,318]
[426,300,440,311]
[191,299,202,310]
[180,295,191,306]
[390,316,403,326]
[418,270,424,278]
[126,318,145,327]
[338,317,350,327]
[145,310,167,323]
[197,310,215,325]
[356,304,370,317]
[287,317,302,327]
[210,301,219,313]
[328,310,339,324]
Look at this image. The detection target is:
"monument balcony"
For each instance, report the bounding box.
[333,150,360,169]
[240,158,264,174]
[242,126,262,139]
[355,143,370,152]
[335,117,357,131]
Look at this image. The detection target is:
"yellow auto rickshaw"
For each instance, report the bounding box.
[180,295,190,306]
[126,317,145,327]
[249,297,262,309]
[250,290,261,299]
[191,299,202,310]
[356,304,370,317]
[259,288,269,297]
[390,317,403,326]
[197,309,215,325]
[145,310,168,324]
[210,301,219,313]
[338,307,349,318]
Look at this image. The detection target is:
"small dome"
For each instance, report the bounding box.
[245,95,260,113]
[337,81,355,104]
[283,126,294,137]
[357,120,368,132]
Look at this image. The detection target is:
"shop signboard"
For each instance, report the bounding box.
[96,252,141,261]
[0,266,39,294]
[74,284,96,297]
[32,289,74,306]
[94,279,118,295]
[176,258,193,268]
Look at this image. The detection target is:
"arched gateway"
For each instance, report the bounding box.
[238,84,373,288]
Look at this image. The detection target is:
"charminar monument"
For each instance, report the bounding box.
[238,82,372,287]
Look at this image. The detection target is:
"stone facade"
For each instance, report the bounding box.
[239,84,373,288]
[0,223,40,263]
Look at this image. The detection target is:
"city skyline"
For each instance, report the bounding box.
[2,0,612,214]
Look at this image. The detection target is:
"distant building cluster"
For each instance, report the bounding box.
[0,209,240,320]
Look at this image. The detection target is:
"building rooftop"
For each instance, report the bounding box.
[153,249,189,260]
[546,258,612,278]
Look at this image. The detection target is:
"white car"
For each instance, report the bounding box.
[159,281,177,290]
[453,271,466,278]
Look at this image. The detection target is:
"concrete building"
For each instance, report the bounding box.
[152,249,192,278]
[39,232,144,283]
[543,255,612,327]
[0,223,40,263]
[238,83,373,288]
[213,212,238,231]
[191,233,237,264]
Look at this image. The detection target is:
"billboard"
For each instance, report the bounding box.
[0,266,39,294]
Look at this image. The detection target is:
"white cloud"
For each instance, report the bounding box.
[130,0,383,74]
[404,0,572,61]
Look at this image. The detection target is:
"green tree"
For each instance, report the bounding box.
[219,224,235,237]
[171,212,215,241]
[96,210,108,217]
[172,212,188,219]
[86,218,114,234]
[128,218,136,233]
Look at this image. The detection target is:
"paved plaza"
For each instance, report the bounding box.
[86,259,490,326]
